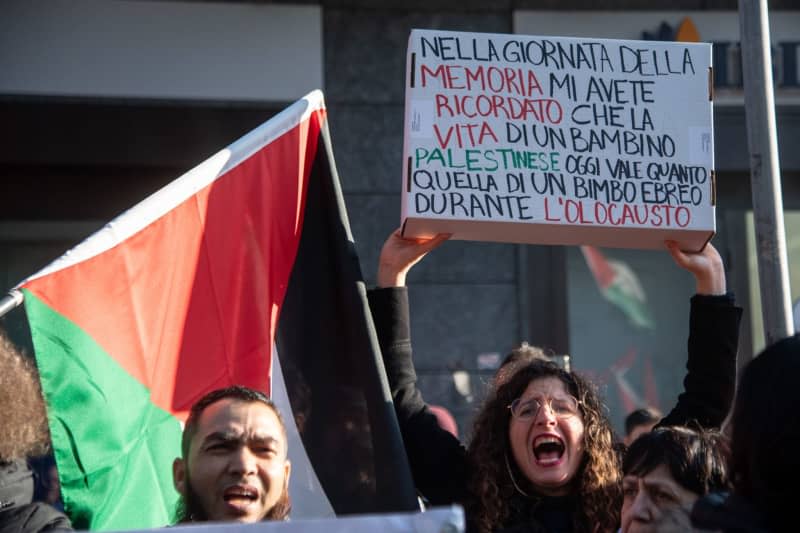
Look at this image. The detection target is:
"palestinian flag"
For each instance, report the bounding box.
[17,91,417,531]
[580,245,655,330]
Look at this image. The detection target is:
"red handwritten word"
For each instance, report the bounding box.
[544,198,691,228]
[420,63,543,97]
[433,122,499,149]
[435,94,563,124]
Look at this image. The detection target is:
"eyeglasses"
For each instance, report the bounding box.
[508,395,581,419]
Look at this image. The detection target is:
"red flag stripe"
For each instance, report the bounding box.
[24,108,324,419]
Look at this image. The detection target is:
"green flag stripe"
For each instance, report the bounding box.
[23,289,182,531]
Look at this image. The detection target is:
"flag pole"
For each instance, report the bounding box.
[739,0,794,345]
[0,290,24,319]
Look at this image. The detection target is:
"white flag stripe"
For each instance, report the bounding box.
[18,90,326,286]
[271,345,335,518]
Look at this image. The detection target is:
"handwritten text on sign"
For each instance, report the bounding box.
[402,30,714,235]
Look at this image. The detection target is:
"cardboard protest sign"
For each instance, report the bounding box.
[400,29,715,250]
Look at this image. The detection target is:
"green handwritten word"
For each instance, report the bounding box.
[415,147,559,172]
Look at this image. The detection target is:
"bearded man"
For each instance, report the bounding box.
[172,386,291,523]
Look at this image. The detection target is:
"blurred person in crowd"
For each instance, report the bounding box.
[172,386,291,524]
[0,331,72,532]
[621,426,729,532]
[624,407,663,446]
[494,343,553,388]
[692,334,800,532]
[30,455,64,513]
[41,464,62,512]
[369,229,741,532]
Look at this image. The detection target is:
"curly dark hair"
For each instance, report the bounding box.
[0,331,50,461]
[465,360,621,533]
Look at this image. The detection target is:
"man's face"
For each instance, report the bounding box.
[620,464,699,533]
[173,399,291,523]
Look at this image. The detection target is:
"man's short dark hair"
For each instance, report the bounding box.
[624,407,662,437]
[623,426,730,496]
[181,385,286,458]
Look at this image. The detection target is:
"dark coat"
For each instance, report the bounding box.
[0,461,72,533]
[368,287,742,533]
[691,492,769,533]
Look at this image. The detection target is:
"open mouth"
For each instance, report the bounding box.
[533,435,565,466]
[223,485,259,508]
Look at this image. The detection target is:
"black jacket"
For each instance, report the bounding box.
[0,461,72,533]
[691,493,769,533]
[368,287,742,532]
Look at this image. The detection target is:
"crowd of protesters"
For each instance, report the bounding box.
[1,229,799,532]
[369,228,794,533]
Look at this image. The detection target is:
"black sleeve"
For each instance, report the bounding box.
[657,293,743,430]
[368,287,469,505]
